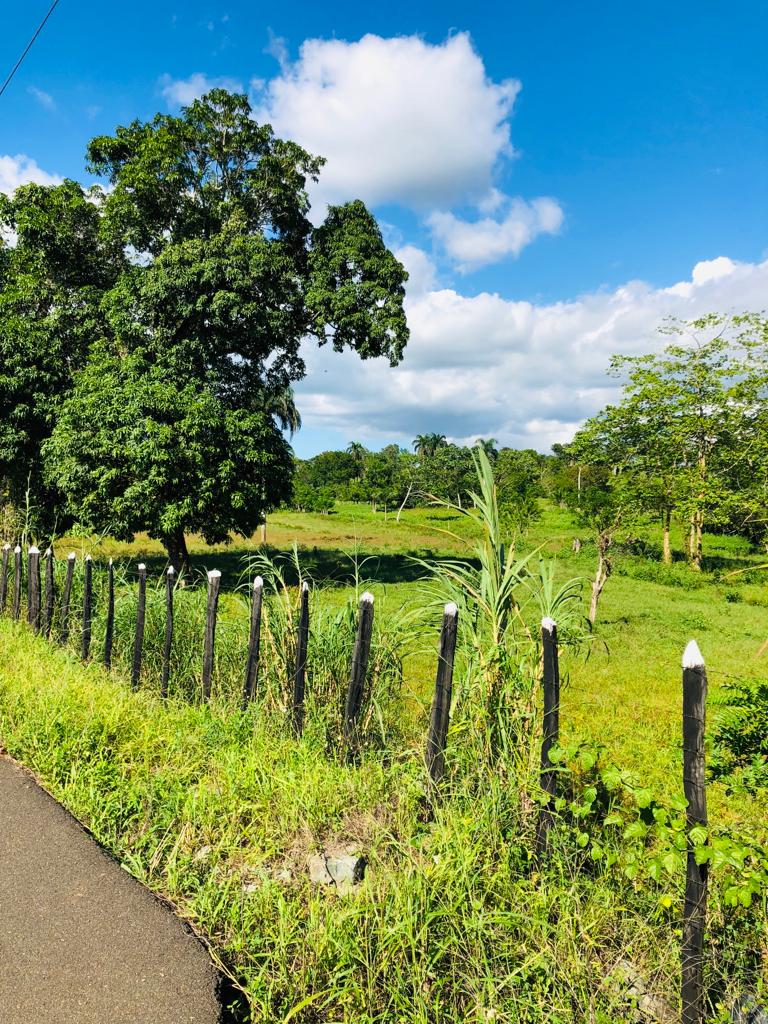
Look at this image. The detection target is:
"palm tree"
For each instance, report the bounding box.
[474,437,499,460]
[413,432,448,458]
[262,386,302,436]
[346,441,367,479]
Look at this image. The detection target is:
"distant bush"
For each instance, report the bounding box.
[711,680,768,792]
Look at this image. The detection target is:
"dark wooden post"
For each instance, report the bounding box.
[161,566,175,698]
[81,555,93,660]
[27,546,41,632]
[202,569,221,701]
[343,592,375,754]
[426,602,459,786]
[42,548,55,638]
[291,582,310,735]
[60,552,76,643]
[12,545,22,620]
[0,543,10,613]
[104,559,115,669]
[535,617,561,862]
[131,563,147,690]
[681,640,708,1024]
[241,575,263,707]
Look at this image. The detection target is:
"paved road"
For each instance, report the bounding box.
[0,756,226,1023]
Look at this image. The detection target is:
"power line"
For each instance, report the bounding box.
[0,0,61,102]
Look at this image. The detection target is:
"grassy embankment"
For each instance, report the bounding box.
[0,500,765,1020]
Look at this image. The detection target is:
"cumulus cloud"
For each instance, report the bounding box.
[256,32,519,209]
[294,254,768,452]
[0,154,62,194]
[428,195,564,271]
[159,72,244,107]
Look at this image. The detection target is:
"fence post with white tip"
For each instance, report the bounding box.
[60,553,76,643]
[535,617,561,862]
[201,569,221,701]
[12,545,22,620]
[292,582,310,735]
[104,559,115,668]
[161,566,175,698]
[241,576,263,707]
[681,640,708,1024]
[42,548,54,638]
[131,563,147,690]
[0,543,11,614]
[81,555,93,660]
[426,602,459,787]
[343,592,375,755]
[27,546,41,632]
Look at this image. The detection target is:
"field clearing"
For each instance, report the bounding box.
[59,501,768,809]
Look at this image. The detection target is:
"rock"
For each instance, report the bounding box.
[731,995,768,1024]
[611,959,675,1022]
[307,851,366,891]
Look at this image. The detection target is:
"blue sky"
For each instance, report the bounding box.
[2,2,766,456]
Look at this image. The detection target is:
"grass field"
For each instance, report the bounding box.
[0,499,765,1021]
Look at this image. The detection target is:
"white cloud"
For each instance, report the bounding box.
[294,254,768,452]
[428,195,564,271]
[256,32,519,209]
[27,86,55,111]
[0,154,62,195]
[159,72,244,107]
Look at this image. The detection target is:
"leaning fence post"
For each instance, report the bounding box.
[104,559,115,668]
[131,563,147,690]
[27,546,41,632]
[535,617,561,862]
[343,592,375,755]
[0,543,11,613]
[161,566,175,698]
[60,552,76,643]
[292,581,310,735]
[81,555,93,660]
[425,602,459,787]
[42,547,54,638]
[202,569,221,701]
[12,545,22,620]
[681,640,708,1024]
[241,575,264,707]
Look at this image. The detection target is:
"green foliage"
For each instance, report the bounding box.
[711,680,768,792]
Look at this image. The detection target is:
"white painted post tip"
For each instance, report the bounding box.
[67,552,76,560]
[2,543,10,551]
[361,591,374,604]
[682,640,705,670]
[207,569,221,580]
[28,545,40,555]
[167,566,175,575]
[14,545,21,553]
[301,581,309,592]
[444,601,458,617]
[253,575,263,589]
[44,547,51,557]
[109,558,113,566]
[85,554,92,562]
[138,563,146,571]
[541,616,557,633]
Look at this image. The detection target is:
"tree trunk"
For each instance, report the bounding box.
[260,521,267,545]
[662,508,672,565]
[689,511,703,571]
[164,530,189,577]
[588,532,612,626]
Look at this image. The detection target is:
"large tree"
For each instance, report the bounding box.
[40,90,408,567]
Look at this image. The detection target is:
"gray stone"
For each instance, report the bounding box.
[308,851,366,890]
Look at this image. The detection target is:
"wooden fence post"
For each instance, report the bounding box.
[241,575,263,707]
[42,548,54,638]
[12,545,22,620]
[0,543,10,613]
[104,559,115,668]
[27,546,41,632]
[426,602,459,787]
[161,566,175,698]
[60,553,76,643]
[292,582,310,735]
[202,569,221,701]
[535,617,561,862]
[343,592,375,755]
[131,563,147,690]
[81,555,93,660]
[681,640,708,1024]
